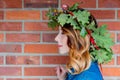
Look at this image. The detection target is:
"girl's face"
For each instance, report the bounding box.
[55,27,69,54]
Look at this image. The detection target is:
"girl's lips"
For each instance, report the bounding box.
[58,45,63,47]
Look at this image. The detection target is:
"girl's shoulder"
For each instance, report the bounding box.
[74,72,97,80]
[74,70,102,80]
[74,62,103,80]
[66,62,103,80]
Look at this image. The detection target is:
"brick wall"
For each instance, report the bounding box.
[0,0,120,80]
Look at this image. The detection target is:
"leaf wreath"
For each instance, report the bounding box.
[46,3,114,64]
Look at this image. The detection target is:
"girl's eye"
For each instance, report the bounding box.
[61,32,64,34]
[61,30,65,34]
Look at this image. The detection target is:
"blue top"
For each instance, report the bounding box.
[65,62,103,80]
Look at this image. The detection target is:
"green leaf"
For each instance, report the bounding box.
[86,21,96,31]
[90,24,114,64]
[67,16,80,29]
[47,8,57,19]
[48,20,58,29]
[94,24,107,35]
[73,10,90,26]
[99,25,107,35]
[92,33,113,50]
[58,14,68,26]
[92,25,114,52]
[90,49,113,64]
[80,27,87,37]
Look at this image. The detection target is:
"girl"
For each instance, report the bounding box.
[47,3,114,80]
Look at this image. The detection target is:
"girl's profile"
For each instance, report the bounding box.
[47,3,114,80]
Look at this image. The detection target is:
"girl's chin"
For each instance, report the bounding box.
[59,47,69,54]
[59,51,68,54]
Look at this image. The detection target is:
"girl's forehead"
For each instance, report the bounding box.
[58,26,63,32]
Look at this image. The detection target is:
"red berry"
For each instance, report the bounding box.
[62,4,69,10]
[68,11,74,16]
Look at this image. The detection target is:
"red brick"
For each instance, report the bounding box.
[0,0,22,8]
[0,67,21,76]
[111,44,120,54]
[0,34,4,42]
[0,56,3,64]
[42,10,48,20]
[6,78,40,80]
[6,10,40,20]
[110,32,115,42]
[42,56,68,64]
[6,79,40,80]
[103,58,114,65]
[103,67,120,76]
[24,44,58,53]
[117,56,120,65]
[0,22,22,31]
[6,56,40,65]
[6,33,40,42]
[42,33,57,42]
[61,0,96,8]
[90,10,115,19]
[0,44,21,53]
[98,0,120,8]
[117,33,120,42]
[24,22,54,31]
[98,22,120,31]
[24,0,58,8]
[118,10,120,19]
[24,67,56,76]
[0,11,3,20]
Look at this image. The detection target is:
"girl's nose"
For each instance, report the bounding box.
[55,34,59,42]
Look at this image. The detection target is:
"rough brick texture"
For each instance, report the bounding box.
[117,56,120,65]
[0,0,119,80]
[42,10,48,20]
[6,33,40,42]
[0,34,4,42]
[24,67,56,76]
[98,0,120,8]
[111,44,120,54]
[0,56,3,64]
[98,22,120,30]
[42,56,68,64]
[0,11,3,20]
[0,0,22,8]
[118,10,120,19]
[24,0,58,8]
[24,44,58,53]
[90,10,115,19]
[61,0,96,8]
[42,33,57,42]
[0,44,21,53]
[6,10,40,20]
[103,68,120,76]
[0,67,21,76]
[0,22,22,31]
[6,56,40,65]
[24,22,53,31]
[117,33,120,42]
